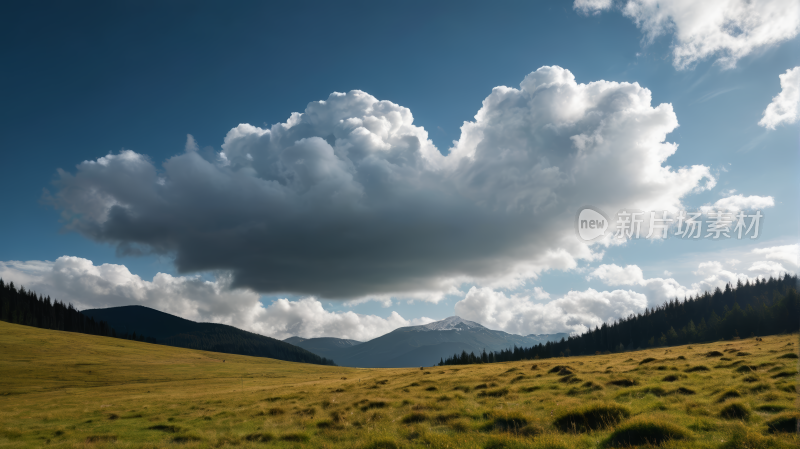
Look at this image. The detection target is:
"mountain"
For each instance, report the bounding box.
[298,316,568,368]
[283,336,363,363]
[81,305,334,366]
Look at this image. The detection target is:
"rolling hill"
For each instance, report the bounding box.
[2,319,796,448]
[81,305,334,366]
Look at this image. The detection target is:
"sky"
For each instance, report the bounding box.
[1,0,798,342]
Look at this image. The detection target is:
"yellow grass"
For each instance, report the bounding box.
[0,321,797,448]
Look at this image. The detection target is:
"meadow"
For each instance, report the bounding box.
[0,321,797,449]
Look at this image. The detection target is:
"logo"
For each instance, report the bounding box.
[576,207,609,241]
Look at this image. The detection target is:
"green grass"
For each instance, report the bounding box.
[0,321,797,448]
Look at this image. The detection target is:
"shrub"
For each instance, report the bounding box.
[639,357,657,365]
[662,374,679,382]
[474,383,488,389]
[675,387,696,395]
[771,370,798,379]
[268,407,285,416]
[777,352,798,359]
[518,385,542,393]
[453,385,471,393]
[425,386,438,391]
[705,351,724,357]
[765,412,800,433]
[553,403,631,432]
[602,418,689,447]
[719,402,751,421]
[741,374,759,383]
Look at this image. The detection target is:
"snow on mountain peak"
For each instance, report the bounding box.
[420,316,485,331]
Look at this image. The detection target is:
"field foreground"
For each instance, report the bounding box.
[0,321,797,448]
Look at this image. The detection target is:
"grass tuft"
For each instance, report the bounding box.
[607,378,638,387]
[477,387,509,398]
[685,365,711,372]
[401,412,428,424]
[602,417,689,447]
[553,402,630,432]
[765,412,800,434]
[719,402,751,421]
[776,352,798,359]
[361,440,400,449]
[639,357,657,365]
[716,389,742,402]
[244,432,274,442]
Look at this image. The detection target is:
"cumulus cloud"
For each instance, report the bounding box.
[759,66,800,129]
[573,0,613,15]
[689,245,797,292]
[751,244,798,268]
[454,286,647,335]
[582,0,800,69]
[47,66,713,300]
[256,298,434,341]
[589,263,697,306]
[700,194,775,213]
[0,256,431,341]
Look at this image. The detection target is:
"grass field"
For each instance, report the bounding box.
[0,321,797,448]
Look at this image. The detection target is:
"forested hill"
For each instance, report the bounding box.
[81,305,335,366]
[440,274,799,366]
[0,280,334,366]
[0,279,156,343]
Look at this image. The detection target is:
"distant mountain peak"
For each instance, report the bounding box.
[420,316,485,331]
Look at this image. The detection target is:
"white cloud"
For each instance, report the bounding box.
[751,244,799,268]
[759,66,800,129]
[257,298,434,341]
[573,0,613,15]
[589,264,644,286]
[589,263,697,306]
[700,194,775,213]
[0,256,431,341]
[586,1,800,69]
[747,260,788,278]
[47,66,713,301]
[455,286,647,335]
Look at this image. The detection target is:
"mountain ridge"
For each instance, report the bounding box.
[286,315,568,368]
[81,305,335,366]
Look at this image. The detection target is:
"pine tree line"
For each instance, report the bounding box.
[0,279,156,343]
[440,274,799,366]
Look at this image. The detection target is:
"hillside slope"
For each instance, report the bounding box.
[1,320,796,449]
[81,305,334,366]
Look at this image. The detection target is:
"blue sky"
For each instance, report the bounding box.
[1,0,798,341]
